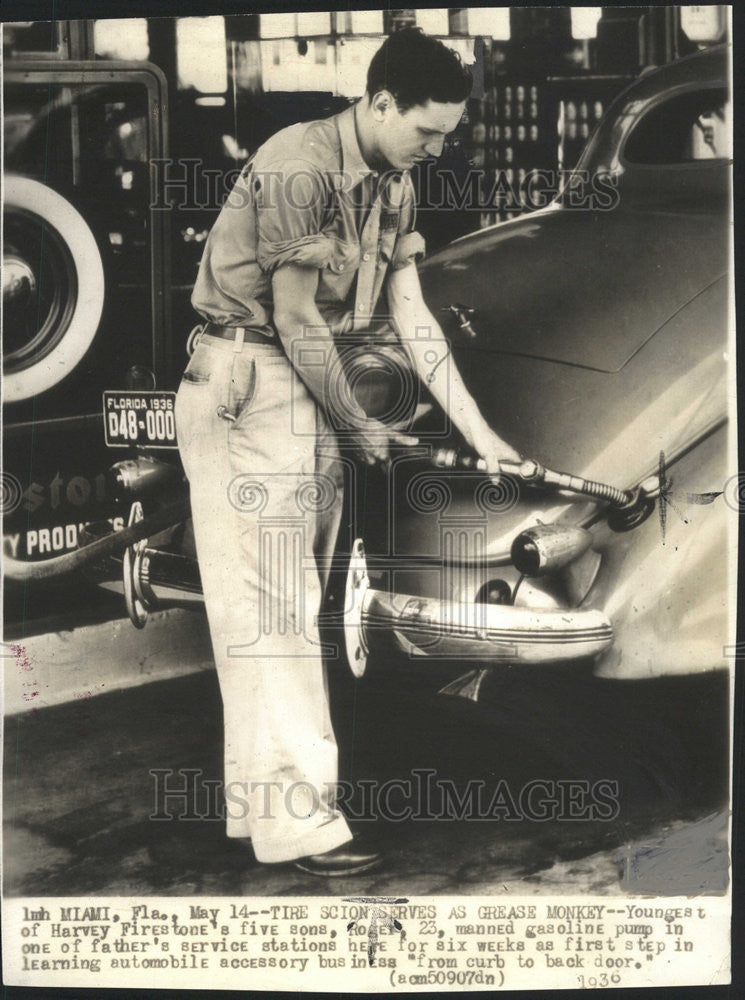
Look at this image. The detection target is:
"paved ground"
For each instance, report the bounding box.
[3,662,730,897]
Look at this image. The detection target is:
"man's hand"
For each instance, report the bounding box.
[472,427,521,477]
[387,266,522,476]
[346,416,419,467]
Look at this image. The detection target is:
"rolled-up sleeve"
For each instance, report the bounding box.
[391,230,426,271]
[257,233,335,273]
[390,172,426,271]
[253,159,334,274]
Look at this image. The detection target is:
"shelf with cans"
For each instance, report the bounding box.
[467,82,558,227]
[466,76,634,227]
[557,95,606,170]
[548,75,636,171]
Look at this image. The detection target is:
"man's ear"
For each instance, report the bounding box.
[370,90,396,122]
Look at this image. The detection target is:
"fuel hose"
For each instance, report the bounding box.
[3,498,190,582]
[430,449,651,507]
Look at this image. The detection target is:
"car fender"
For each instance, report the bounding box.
[588,422,730,678]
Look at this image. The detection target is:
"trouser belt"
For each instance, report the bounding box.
[202,321,274,346]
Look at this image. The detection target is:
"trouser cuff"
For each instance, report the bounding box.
[240,814,353,864]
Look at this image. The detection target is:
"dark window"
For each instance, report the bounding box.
[623,87,730,164]
[2,21,66,56]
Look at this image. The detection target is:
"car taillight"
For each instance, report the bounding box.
[475,579,512,604]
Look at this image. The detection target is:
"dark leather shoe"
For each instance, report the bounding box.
[294,838,383,876]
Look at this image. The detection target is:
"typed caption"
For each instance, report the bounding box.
[3,894,730,991]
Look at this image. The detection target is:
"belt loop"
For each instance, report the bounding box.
[233,327,245,353]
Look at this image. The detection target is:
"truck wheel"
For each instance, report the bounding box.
[3,175,105,403]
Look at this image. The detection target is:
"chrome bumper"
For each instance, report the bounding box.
[344,539,613,677]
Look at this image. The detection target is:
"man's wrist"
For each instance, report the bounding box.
[462,413,493,454]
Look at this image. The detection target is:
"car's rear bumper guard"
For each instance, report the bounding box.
[344,539,613,677]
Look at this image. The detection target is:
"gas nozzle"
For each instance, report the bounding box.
[431,448,543,484]
[429,447,660,530]
[431,447,485,472]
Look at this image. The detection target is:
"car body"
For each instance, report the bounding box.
[4,45,732,695]
[343,44,732,685]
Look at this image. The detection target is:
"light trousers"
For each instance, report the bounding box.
[175,332,351,862]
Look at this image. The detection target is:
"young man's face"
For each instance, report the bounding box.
[375,97,466,170]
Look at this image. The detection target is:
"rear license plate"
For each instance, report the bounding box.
[103,391,178,448]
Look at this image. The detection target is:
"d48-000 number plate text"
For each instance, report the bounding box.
[103,391,178,448]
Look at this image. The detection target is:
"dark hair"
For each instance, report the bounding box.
[366,27,473,112]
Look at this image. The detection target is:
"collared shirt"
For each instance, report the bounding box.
[191,103,426,337]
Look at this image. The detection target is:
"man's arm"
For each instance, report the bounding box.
[272,264,417,465]
[386,262,520,474]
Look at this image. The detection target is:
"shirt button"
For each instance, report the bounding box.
[362,252,370,261]
[338,264,345,271]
